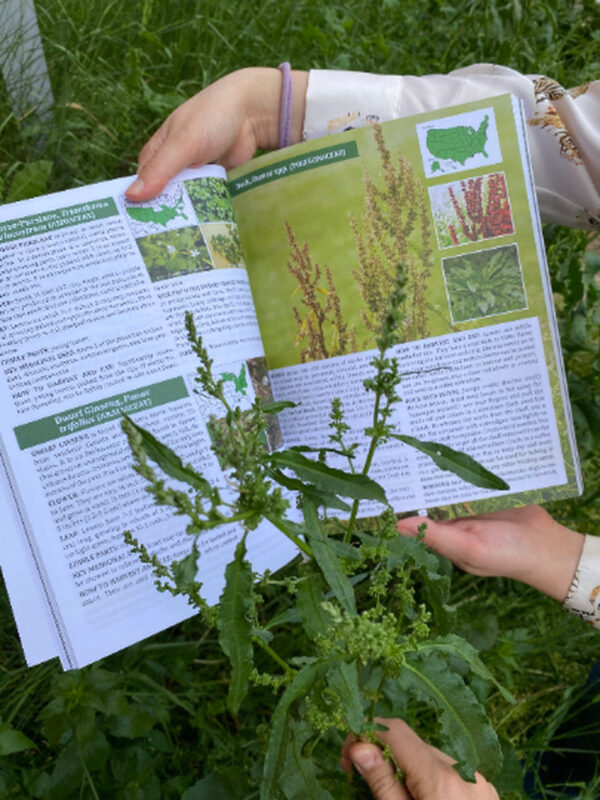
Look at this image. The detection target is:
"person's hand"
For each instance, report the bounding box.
[125,67,308,202]
[397,505,584,602]
[341,718,499,799]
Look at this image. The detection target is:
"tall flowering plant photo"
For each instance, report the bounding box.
[286,124,435,364]
[430,172,514,248]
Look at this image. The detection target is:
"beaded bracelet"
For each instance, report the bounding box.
[563,534,600,628]
[278,62,293,149]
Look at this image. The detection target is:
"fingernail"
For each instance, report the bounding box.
[351,745,380,774]
[126,177,144,197]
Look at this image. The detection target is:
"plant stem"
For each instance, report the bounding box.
[76,743,101,800]
[368,669,388,723]
[362,393,384,478]
[253,636,294,674]
[266,515,314,558]
[344,372,384,543]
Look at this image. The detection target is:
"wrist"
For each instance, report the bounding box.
[236,67,307,152]
[517,521,585,602]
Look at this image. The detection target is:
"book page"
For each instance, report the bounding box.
[0,450,61,664]
[229,95,581,517]
[0,166,295,668]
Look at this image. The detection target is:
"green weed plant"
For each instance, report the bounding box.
[118,259,515,799]
[442,244,527,322]
[185,179,235,223]
[137,226,213,282]
[208,227,245,267]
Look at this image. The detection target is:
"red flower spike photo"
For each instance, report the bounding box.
[429,171,515,248]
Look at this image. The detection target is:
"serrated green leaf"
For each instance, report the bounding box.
[371,533,453,622]
[296,572,331,640]
[303,499,356,615]
[74,713,111,770]
[359,531,439,573]
[172,541,200,594]
[264,607,302,630]
[252,626,274,643]
[386,536,452,624]
[32,740,79,794]
[327,660,364,734]
[493,738,525,793]
[327,538,362,561]
[280,720,335,800]
[360,528,445,572]
[217,537,254,714]
[123,415,211,492]
[391,434,509,491]
[5,160,53,202]
[0,726,35,755]
[269,450,387,503]
[265,466,351,511]
[415,635,515,703]
[397,651,502,780]
[261,658,340,800]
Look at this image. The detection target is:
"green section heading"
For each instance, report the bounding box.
[228,142,359,197]
[0,197,118,244]
[14,377,188,450]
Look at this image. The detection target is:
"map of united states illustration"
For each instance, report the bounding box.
[426,114,490,172]
[127,201,186,226]
[124,191,190,237]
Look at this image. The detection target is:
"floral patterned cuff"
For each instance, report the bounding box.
[563,534,600,628]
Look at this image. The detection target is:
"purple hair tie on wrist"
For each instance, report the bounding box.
[278,62,292,149]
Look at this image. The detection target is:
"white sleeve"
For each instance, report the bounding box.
[303,64,600,230]
[563,535,600,629]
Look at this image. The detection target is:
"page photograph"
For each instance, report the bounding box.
[229,94,581,517]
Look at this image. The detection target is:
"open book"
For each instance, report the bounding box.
[0,94,581,669]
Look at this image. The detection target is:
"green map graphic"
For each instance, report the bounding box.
[126,195,188,226]
[426,115,489,170]
[221,364,247,395]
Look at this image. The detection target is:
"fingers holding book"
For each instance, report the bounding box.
[126,67,308,202]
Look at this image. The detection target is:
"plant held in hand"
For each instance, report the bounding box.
[122,268,510,798]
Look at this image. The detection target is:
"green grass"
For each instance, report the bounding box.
[1,1,600,798]
[2,0,600,196]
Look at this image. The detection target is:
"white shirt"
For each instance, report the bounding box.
[304,64,600,230]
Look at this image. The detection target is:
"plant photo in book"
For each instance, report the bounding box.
[229,94,580,519]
